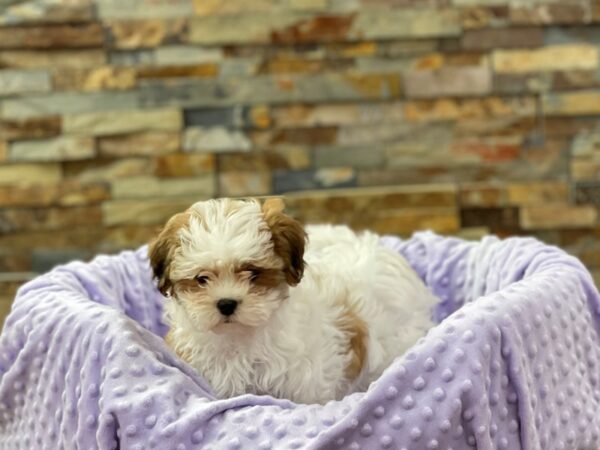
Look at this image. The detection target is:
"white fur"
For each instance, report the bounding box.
[163,200,437,405]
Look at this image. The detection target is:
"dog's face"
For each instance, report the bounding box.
[149,198,306,334]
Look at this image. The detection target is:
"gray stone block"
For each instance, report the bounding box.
[314,145,384,169]
[0,69,51,96]
[1,91,139,119]
[273,168,357,194]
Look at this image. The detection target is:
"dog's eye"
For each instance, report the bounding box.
[195,275,209,285]
[249,270,260,281]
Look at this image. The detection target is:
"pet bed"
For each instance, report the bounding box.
[1,232,599,450]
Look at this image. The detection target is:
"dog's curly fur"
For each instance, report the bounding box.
[150,198,436,404]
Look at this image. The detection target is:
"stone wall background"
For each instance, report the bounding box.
[2,0,600,322]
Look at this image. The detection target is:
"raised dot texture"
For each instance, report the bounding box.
[1,234,597,450]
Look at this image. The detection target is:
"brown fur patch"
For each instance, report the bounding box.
[173,277,200,294]
[148,211,190,295]
[336,301,368,381]
[261,198,306,286]
[238,263,286,289]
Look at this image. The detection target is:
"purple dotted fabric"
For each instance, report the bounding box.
[1,231,600,450]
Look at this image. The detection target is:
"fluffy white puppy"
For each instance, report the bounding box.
[149,197,436,404]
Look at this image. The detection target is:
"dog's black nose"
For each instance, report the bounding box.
[217,298,238,316]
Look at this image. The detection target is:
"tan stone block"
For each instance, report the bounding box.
[285,185,457,219]
[248,105,271,129]
[269,101,404,128]
[289,0,327,11]
[352,8,460,40]
[9,136,95,162]
[506,181,569,205]
[404,97,535,123]
[193,0,273,16]
[259,56,338,75]
[455,227,490,241]
[107,19,187,49]
[103,197,201,226]
[0,163,61,186]
[190,13,298,45]
[153,153,215,176]
[355,208,460,236]
[0,117,61,141]
[543,90,600,116]
[0,228,103,252]
[403,66,492,99]
[521,204,598,230]
[0,182,109,207]
[111,175,214,199]
[493,45,598,74]
[63,108,182,136]
[0,251,32,272]
[0,2,94,26]
[219,171,272,196]
[0,226,156,252]
[0,50,106,69]
[511,3,589,25]
[101,225,160,248]
[0,206,102,233]
[56,184,110,207]
[459,184,507,208]
[0,296,15,326]
[343,73,402,99]
[0,23,104,49]
[64,158,153,184]
[98,132,181,157]
[53,66,137,92]
[460,181,571,208]
[572,159,600,181]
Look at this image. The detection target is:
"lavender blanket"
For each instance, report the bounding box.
[1,232,600,450]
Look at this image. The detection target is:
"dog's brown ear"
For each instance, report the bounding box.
[148,212,189,296]
[262,198,306,286]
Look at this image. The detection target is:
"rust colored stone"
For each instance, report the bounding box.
[259,57,352,74]
[153,153,215,176]
[452,138,521,163]
[136,64,218,79]
[271,15,355,44]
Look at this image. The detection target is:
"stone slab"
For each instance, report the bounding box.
[9,136,95,162]
[63,108,182,136]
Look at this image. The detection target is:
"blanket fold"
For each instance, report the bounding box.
[1,232,599,450]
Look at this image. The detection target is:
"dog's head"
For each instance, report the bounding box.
[149,198,306,333]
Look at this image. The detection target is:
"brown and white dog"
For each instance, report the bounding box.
[149,197,436,404]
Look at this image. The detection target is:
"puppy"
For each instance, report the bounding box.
[149,198,436,404]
